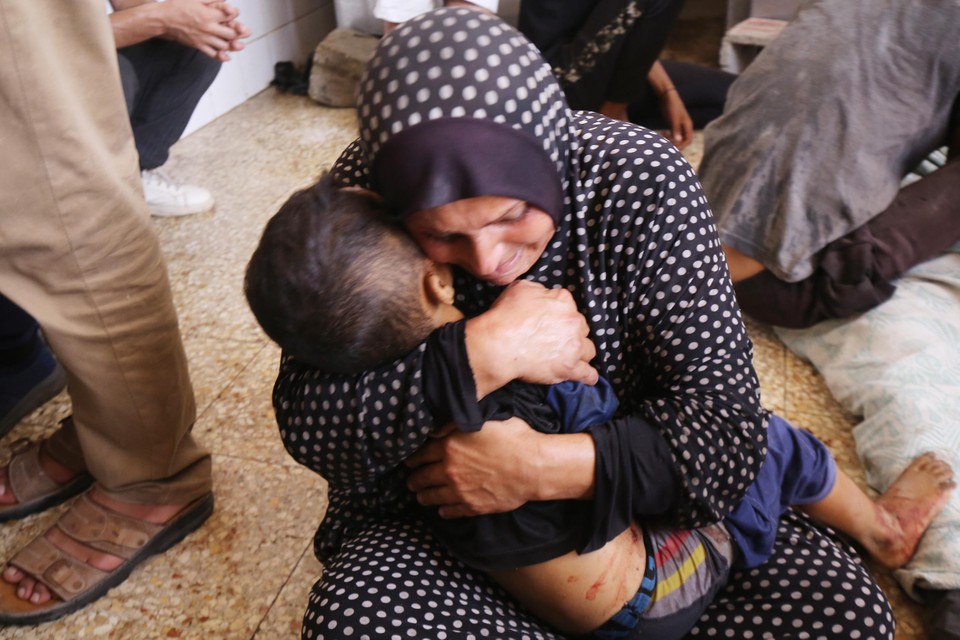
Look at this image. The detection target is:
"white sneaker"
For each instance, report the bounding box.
[141,168,214,217]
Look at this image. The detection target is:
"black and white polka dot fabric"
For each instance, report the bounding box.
[274,8,894,639]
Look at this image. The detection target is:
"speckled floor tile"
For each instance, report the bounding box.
[253,548,324,639]
[783,345,861,425]
[165,254,266,344]
[3,389,71,434]
[0,456,326,640]
[156,93,358,245]
[680,130,706,170]
[193,342,298,468]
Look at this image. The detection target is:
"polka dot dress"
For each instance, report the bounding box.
[274,8,894,639]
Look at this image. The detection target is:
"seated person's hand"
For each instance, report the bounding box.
[162,0,250,61]
[405,417,542,518]
[658,89,694,150]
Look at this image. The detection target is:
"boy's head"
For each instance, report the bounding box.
[244,174,461,374]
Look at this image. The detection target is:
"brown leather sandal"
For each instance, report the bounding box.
[0,438,93,523]
[0,490,214,625]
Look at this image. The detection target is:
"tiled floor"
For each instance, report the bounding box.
[0,91,927,638]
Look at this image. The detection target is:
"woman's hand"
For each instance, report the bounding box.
[405,417,596,518]
[658,89,694,150]
[465,281,598,398]
[647,60,693,150]
[405,418,539,518]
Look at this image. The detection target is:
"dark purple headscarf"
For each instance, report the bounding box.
[357,8,578,222]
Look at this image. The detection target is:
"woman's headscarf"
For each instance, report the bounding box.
[358,7,578,222]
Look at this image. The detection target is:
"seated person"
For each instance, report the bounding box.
[244,176,955,638]
[698,0,960,328]
[375,0,735,150]
[109,0,251,216]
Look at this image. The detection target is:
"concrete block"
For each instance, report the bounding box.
[308,28,379,108]
[719,17,787,73]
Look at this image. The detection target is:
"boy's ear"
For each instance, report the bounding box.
[423,261,455,306]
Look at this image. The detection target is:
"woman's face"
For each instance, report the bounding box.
[404,197,555,286]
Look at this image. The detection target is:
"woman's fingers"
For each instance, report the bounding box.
[403,438,444,471]
[404,419,539,517]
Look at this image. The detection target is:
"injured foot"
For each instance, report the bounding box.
[865,452,955,570]
[1,489,187,605]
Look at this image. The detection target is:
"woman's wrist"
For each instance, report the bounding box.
[464,313,514,399]
[530,432,596,501]
[657,86,678,99]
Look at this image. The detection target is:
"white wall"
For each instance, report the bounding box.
[184,0,337,135]
[334,0,519,33]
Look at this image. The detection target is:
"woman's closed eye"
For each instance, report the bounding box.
[426,231,461,244]
[497,202,531,224]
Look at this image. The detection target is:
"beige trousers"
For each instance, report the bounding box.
[0,0,211,504]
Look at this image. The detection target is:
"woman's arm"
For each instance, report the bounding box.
[405,417,597,518]
[592,121,766,531]
[273,348,439,492]
[647,60,693,149]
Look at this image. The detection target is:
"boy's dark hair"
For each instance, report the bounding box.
[244,175,435,374]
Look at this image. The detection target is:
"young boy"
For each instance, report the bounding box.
[245,176,955,639]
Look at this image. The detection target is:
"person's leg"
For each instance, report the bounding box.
[118,39,221,171]
[0,0,211,618]
[733,154,960,328]
[627,60,736,130]
[118,39,220,217]
[799,452,955,570]
[0,295,66,437]
[688,510,896,639]
[728,415,954,571]
[304,518,565,639]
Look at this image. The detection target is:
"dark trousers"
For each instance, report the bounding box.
[735,156,960,328]
[0,294,39,368]
[519,0,686,111]
[118,39,221,171]
[628,59,735,130]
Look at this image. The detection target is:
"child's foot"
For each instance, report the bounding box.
[866,452,955,569]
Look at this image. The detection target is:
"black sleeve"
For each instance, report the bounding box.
[422,320,558,433]
[422,320,484,431]
[580,416,678,552]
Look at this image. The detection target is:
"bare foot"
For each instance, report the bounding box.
[1,488,188,605]
[865,452,955,570]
